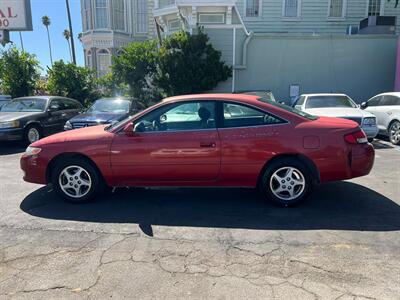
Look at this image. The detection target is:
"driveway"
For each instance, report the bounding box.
[0,140,399,299]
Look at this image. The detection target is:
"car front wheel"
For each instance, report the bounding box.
[51,158,101,203]
[261,158,313,207]
[24,125,42,145]
[389,121,400,145]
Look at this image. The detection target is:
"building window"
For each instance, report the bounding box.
[284,0,300,18]
[83,0,92,31]
[328,0,346,18]
[97,49,111,77]
[168,19,181,32]
[86,50,92,69]
[95,0,108,29]
[114,0,125,31]
[246,0,260,18]
[136,0,148,33]
[198,13,226,24]
[368,0,382,16]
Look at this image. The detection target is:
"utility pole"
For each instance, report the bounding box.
[65,0,76,65]
[19,32,24,51]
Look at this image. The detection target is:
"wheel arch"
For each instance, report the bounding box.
[46,152,105,184]
[257,153,320,187]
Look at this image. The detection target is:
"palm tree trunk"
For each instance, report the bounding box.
[66,0,76,65]
[46,27,53,65]
[67,40,72,62]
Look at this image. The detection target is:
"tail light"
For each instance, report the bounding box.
[344,130,368,144]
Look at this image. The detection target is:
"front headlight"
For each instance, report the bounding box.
[0,120,20,129]
[25,146,42,156]
[363,117,376,126]
[64,121,72,130]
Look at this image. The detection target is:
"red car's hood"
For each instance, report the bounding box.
[32,125,112,147]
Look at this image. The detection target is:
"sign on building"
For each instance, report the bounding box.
[0,0,32,31]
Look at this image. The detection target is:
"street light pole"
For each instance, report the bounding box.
[65,0,76,65]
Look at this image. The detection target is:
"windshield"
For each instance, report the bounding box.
[306,96,356,109]
[86,99,130,114]
[1,98,47,112]
[261,99,318,120]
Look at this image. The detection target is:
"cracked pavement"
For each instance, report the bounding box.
[0,140,399,299]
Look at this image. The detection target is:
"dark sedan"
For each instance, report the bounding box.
[0,96,82,144]
[64,98,137,130]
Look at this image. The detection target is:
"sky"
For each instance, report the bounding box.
[8,0,84,72]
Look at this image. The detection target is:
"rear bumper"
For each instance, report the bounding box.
[0,128,23,141]
[349,143,375,178]
[361,125,379,139]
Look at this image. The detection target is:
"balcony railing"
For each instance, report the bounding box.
[359,16,396,34]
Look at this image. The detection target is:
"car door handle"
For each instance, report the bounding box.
[200,142,216,148]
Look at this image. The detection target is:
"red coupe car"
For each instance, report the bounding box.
[21,94,374,206]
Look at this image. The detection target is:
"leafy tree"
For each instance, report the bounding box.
[156,30,232,96]
[96,73,129,98]
[0,47,41,98]
[112,40,159,103]
[41,15,53,65]
[47,60,98,104]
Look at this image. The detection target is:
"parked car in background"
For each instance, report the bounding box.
[21,94,374,207]
[64,97,137,130]
[361,92,400,145]
[0,96,82,144]
[0,95,12,109]
[295,94,378,142]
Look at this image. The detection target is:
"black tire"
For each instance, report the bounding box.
[389,121,400,146]
[24,125,42,145]
[51,158,102,203]
[368,138,374,143]
[260,158,314,207]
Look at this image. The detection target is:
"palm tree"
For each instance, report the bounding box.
[63,29,72,62]
[41,15,53,65]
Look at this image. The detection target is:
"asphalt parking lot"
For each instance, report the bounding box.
[0,139,399,299]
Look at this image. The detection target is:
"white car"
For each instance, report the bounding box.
[361,92,400,145]
[295,93,378,141]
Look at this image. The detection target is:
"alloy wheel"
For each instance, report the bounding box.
[28,128,40,143]
[269,167,306,201]
[389,122,400,145]
[59,166,92,198]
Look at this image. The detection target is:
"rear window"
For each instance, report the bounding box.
[306,96,356,109]
[260,99,318,121]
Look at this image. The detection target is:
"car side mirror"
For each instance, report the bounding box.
[360,102,368,109]
[123,122,135,136]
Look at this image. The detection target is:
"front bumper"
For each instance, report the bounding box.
[20,153,48,185]
[361,125,379,139]
[0,128,23,141]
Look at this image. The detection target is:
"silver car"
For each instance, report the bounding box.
[295,93,379,142]
[362,92,400,145]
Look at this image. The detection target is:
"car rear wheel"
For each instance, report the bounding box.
[51,158,101,203]
[24,125,42,145]
[389,121,400,145]
[260,158,313,207]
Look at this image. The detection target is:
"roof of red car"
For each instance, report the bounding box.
[162,93,260,103]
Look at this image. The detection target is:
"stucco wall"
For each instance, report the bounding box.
[232,34,397,102]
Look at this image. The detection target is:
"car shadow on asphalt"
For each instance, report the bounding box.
[20,181,400,232]
[0,142,25,155]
